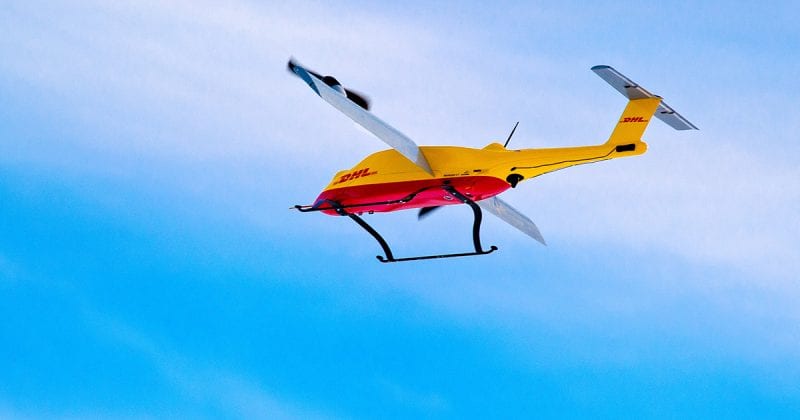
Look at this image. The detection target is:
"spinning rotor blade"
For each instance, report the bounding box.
[287,58,433,175]
[287,61,371,110]
[417,206,441,220]
[345,89,370,110]
[478,197,546,245]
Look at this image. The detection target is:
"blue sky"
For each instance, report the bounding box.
[2,0,800,418]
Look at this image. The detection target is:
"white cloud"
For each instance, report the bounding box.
[511,136,800,282]
[0,0,446,163]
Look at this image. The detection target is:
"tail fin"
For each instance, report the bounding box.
[592,65,698,145]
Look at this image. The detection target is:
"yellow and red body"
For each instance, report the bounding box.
[315,97,660,214]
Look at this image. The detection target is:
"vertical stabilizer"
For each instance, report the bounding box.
[605,97,662,145]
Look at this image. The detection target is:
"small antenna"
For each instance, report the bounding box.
[503,121,519,148]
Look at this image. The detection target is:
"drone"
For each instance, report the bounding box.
[288,58,696,263]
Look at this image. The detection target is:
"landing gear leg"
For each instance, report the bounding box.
[317,186,497,263]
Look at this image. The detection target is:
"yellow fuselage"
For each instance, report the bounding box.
[315,96,660,214]
[324,140,646,190]
[314,140,646,214]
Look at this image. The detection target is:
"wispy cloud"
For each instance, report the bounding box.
[515,137,800,281]
[85,313,332,420]
[0,0,446,163]
[0,253,331,419]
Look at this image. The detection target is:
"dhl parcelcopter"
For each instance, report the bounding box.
[288,58,696,263]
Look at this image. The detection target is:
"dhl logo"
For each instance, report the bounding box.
[621,116,648,123]
[334,167,377,184]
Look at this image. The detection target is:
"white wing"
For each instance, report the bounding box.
[479,197,546,245]
[289,59,433,174]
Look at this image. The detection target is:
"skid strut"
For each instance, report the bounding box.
[295,185,498,263]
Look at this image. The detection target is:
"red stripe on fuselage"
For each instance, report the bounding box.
[314,176,510,215]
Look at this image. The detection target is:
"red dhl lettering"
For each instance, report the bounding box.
[334,167,378,184]
[621,116,648,123]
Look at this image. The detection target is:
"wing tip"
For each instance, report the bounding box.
[287,56,303,77]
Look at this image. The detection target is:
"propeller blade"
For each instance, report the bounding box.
[478,197,546,245]
[289,59,371,110]
[346,89,370,110]
[417,206,441,220]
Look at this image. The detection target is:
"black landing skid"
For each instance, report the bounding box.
[294,185,498,263]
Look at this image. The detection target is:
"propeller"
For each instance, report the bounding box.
[287,57,433,174]
[287,59,370,110]
[345,89,370,111]
[417,206,440,220]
